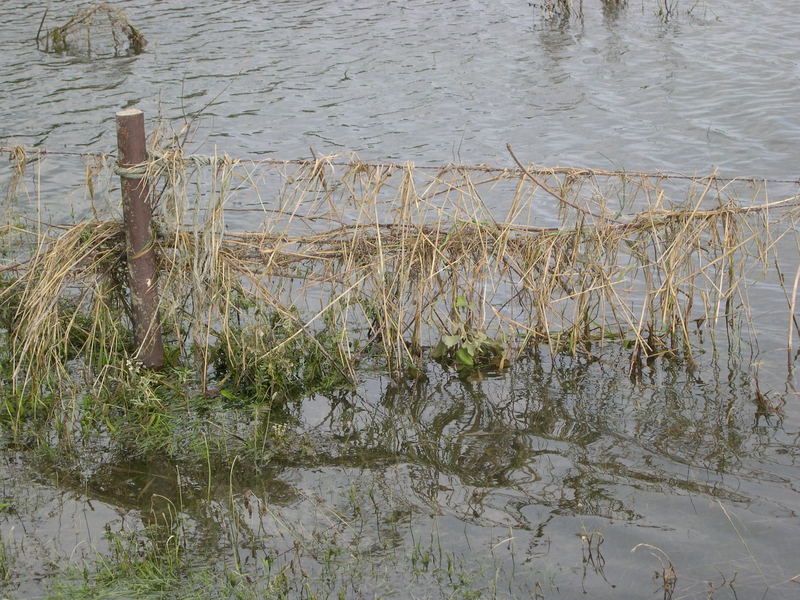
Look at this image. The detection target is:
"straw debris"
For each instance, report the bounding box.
[1,143,798,413]
[37,3,147,57]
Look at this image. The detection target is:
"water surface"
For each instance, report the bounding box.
[1,1,799,598]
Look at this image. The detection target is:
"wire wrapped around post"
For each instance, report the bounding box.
[115,108,164,370]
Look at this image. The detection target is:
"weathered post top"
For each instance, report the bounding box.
[116,108,147,165]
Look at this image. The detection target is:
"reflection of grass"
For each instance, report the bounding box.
[535,1,689,24]
[0,348,793,598]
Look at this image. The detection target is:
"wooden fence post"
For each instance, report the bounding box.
[115,108,164,370]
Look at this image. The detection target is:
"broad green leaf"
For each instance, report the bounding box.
[455,347,474,366]
[442,334,461,348]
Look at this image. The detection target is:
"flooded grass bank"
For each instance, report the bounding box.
[2,142,798,400]
[0,142,798,598]
[2,0,800,595]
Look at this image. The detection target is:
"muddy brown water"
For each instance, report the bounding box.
[1,1,799,598]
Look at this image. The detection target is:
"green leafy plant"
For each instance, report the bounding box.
[431,296,507,372]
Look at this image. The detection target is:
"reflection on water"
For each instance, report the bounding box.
[2,350,798,597]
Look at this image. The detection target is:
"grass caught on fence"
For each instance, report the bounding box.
[0,142,798,426]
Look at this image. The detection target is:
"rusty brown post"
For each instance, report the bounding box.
[116,108,164,370]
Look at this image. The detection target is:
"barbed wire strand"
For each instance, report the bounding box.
[2,145,799,185]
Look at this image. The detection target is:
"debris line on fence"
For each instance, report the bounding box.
[1,122,798,399]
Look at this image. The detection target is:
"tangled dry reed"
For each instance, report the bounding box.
[1,143,798,402]
[36,2,147,57]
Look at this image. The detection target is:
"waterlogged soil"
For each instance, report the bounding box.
[1,1,799,598]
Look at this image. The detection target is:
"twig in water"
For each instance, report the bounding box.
[35,9,48,48]
[789,263,800,372]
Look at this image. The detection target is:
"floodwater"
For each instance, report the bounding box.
[1,1,799,598]
[3,0,800,175]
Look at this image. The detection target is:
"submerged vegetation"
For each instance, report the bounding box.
[36,3,147,57]
[0,140,798,429]
[0,137,798,597]
[1,0,798,594]
[0,346,797,598]
[534,1,701,24]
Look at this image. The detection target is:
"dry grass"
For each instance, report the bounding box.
[1,143,798,406]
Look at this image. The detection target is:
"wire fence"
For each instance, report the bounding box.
[1,131,799,391]
[4,144,800,182]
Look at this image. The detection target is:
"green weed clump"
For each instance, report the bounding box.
[212,310,354,404]
[431,296,508,373]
